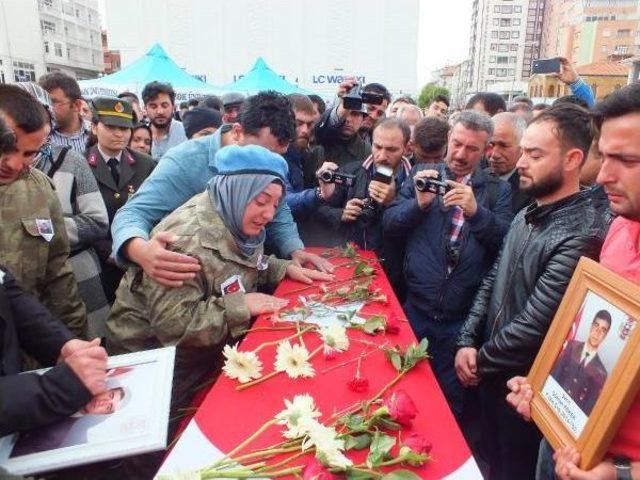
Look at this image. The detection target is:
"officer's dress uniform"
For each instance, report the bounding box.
[86,97,155,302]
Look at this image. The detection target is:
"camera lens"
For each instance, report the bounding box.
[320,170,333,183]
[415,178,426,192]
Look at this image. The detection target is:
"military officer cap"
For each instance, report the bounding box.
[90,96,137,128]
[221,92,246,108]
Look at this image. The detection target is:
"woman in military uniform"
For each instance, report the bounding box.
[106,146,329,473]
[85,96,156,303]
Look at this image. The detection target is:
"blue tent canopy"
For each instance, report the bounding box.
[222,57,311,95]
[79,43,223,101]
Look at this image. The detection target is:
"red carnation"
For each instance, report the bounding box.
[384,390,418,427]
[302,458,337,480]
[404,433,432,454]
[385,316,401,335]
[348,376,370,393]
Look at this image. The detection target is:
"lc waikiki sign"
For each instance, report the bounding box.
[312,74,366,85]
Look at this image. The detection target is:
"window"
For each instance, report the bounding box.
[615,45,629,54]
[493,18,500,26]
[494,5,501,12]
[501,5,513,13]
[497,56,509,64]
[491,30,499,38]
[75,8,79,17]
[499,31,510,39]
[601,44,608,53]
[54,42,62,57]
[508,68,515,76]
[496,68,507,77]
[500,18,511,27]
[489,68,496,75]
[44,40,49,53]
[490,43,498,51]
[41,0,53,6]
[509,56,517,64]
[66,46,71,58]
[490,56,497,63]
[512,31,520,39]
[514,5,522,12]
[513,18,521,26]
[499,44,509,52]
[618,29,631,38]
[40,20,56,34]
[510,44,519,51]
[12,62,36,82]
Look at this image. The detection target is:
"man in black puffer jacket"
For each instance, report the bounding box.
[455,104,608,480]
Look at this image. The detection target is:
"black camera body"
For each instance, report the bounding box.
[343,83,384,111]
[415,174,451,196]
[319,170,356,187]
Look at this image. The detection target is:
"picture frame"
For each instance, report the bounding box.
[528,257,640,470]
[0,346,175,476]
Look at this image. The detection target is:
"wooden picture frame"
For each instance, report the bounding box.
[528,257,640,470]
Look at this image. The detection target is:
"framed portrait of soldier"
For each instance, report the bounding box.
[0,347,175,476]
[528,258,640,470]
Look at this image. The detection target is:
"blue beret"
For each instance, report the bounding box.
[213,145,288,182]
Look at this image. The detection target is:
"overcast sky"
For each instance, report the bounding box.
[416,0,474,86]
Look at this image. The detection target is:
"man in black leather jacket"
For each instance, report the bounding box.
[454,104,608,480]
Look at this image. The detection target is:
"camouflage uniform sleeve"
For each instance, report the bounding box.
[258,256,291,289]
[40,177,88,339]
[144,272,252,348]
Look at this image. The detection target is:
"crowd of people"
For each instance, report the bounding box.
[0,55,639,480]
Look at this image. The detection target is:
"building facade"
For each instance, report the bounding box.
[0,0,103,83]
[541,0,640,67]
[468,0,546,97]
[103,0,419,98]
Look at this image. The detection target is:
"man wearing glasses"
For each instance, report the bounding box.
[39,72,91,155]
[0,84,87,338]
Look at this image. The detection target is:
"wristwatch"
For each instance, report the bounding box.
[614,456,632,480]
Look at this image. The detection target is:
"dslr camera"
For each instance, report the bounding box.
[415,174,452,196]
[343,83,385,111]
[319,170,356,187]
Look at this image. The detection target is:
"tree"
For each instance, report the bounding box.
[417,84,450,109]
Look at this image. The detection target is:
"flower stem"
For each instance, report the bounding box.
[201,465,304,479]
[255,447,313,472]
[253,327,315,353]
[222,418,277,460]
[236,369,281,391]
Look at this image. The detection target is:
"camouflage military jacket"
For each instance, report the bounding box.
[0,168,87,338]
[107,191,290,354]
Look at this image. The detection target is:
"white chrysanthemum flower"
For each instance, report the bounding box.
[274,341,315,379]
[222,344,263,384]
[300,419,353,469]
[319,325,350,352]
[274,394,322,439]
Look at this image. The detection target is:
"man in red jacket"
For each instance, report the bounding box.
[506,82,640,479]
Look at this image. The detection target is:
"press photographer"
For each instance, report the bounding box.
[313,78,390,167]
[382,110,513,422]
[313,117,411,253]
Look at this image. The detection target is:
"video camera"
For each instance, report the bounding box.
[343,83,385,112]
[319,170,356,187]
[415,174,452,196]
[360,165,394,225]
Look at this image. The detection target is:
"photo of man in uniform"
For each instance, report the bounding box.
[550,309,612,415]
[10,386,127,457]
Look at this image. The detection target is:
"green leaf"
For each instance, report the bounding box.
[363,317,386,335]
[384,347,404,372]
[366,432,396,468]
[381,470,423,480]
[376,416,402,431]
[340,413,369,433]
[345,433,372,450]
[346,469,377,480]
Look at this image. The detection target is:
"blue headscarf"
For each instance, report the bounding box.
[207,145,288,258]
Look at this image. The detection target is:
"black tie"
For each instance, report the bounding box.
[107,158,120,186]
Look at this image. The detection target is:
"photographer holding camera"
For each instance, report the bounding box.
[311,117,411,253]
[314,78,390,168]
[382,110,513,423]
